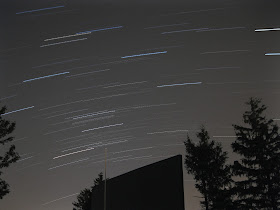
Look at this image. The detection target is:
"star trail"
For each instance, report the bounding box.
[1,0,280,210]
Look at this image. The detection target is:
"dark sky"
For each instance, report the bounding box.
[1,0,280,209]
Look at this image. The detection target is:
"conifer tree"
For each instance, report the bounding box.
[0,106,20,199]
[232,98,280,209]
[73,173,105,210]
[184,127,233,210]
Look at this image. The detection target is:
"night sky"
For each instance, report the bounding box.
[1,0,280,209]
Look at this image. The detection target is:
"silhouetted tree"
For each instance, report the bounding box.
[232,98,280,209]
[184,127,233,210]
[73,172,105,210]
[0,106,20,199]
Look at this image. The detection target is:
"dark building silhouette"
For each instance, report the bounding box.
[91,155,185,210]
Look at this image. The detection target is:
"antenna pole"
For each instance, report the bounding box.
[104,148,107,210]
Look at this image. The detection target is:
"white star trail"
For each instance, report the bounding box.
[44,32,91,42]
[196,67,240,71]
[1,106,34,116]
[81,123,124,133]
[200,50,249,54]
[196,26,246,32]
[113,155,152,162]
[53,147,95,159]
[265,53,280,56]
[42,193,79,206]
[48,158,89,170]
[23,72,69,82]
[40,38,87,48]
[255,28,280,32]
[45,109,88,119]
[144,22,189,29]
[65,69,110,79]
[0,95,17,101]
[113,146,154,154]
[157,82,202,88]
[121,51,167,59]
[103,81,148,88]
[16,5,65,15]
[76,26,123,34]
[161,28,208,34]
[67,110,116,120]
[32,58,80,68]
[147,130,188,135]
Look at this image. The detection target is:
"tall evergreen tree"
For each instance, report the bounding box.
[73,172,105,210]
[232,98,280,209]
[0,106,20,199]
[184,127,233,210]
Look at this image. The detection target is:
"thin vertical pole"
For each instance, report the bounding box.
[104,148,107,210]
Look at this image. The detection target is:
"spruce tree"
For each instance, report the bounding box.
[73,173,105,210]
[0,106,20,199]
[184,127,233,210]
[232,98,280,209]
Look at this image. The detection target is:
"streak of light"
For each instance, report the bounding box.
[33,109,72,118]
[23,72,69,83]
[39,91,147,111]
[200,50,249,54]
[213,136,240,138]
[13,137,28,142]
[40,38,87,48]
[103,81,148,88]
[147,130,188,135]
[67,110,115,120]
[163,8,225,16]
[76,26,123,34]
[196,26,246,32]
[81,123,124,133]
[52,115,114,126]
[0,95,17,101]
[62,135,133,146]
[157,82,202,88]
[72,115,115,126]
[144,22,189,29]
[44,32,91,42]
[16,162,42,171]
[62,140,128,153]
[33,9,74,17]
[131,102,176,109]
[62,142,103,153]
[265,53,280,56]
[113,146,154,154]
[17,156,33,162]
[44,124,86,135]
[206,82,249,85]
[53,147,95,159]
[42,193,79,206]
[1,106,34,116]
[196,66,240,71]
[48,158,89,170]
[16,5,65,15]
[77,82,119,91]
[121,51,167,59]
[255,28,280,32]
[273,119,280,121]
[65,69,110,78]
[161,28,208,34]
[82,155,132,167]
[113,155,152,162]
[32,58,80,68]
[45,109,88,119]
